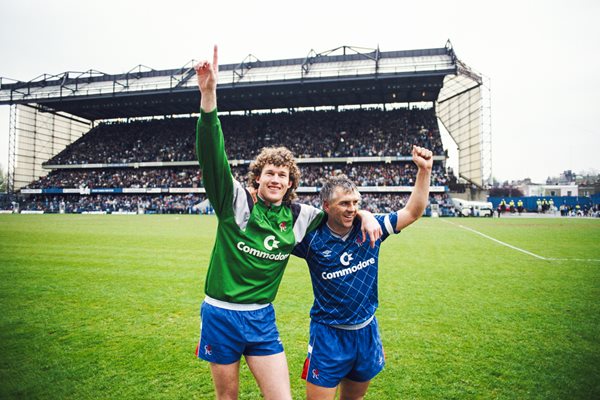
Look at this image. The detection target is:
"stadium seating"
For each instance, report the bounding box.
[25,163,450,190]
[18,107,453,214]
[21,194,204,214]
[45,108,443,164]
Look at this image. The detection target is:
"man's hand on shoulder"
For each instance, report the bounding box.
[357,210,382,248]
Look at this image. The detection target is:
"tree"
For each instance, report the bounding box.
[0,164,6,193]
[488,187,524,197]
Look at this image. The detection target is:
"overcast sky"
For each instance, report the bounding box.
[1,0,598,183]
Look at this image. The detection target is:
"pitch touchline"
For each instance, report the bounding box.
[441,220,600,262]
[446,221,547,260]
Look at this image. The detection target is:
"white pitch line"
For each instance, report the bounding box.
[441,220,600,262]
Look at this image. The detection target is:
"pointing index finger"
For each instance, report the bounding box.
[213,45,219,73]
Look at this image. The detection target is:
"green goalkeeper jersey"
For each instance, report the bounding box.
[196,109,324,304]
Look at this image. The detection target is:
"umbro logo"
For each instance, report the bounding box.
[321,250,332,258]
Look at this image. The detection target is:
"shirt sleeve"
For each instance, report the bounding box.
[378,211,400,242]
[292,204,325,245]
[292,234,309,259]
[196,109,234,218]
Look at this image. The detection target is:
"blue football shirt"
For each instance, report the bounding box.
[293,212,399,325]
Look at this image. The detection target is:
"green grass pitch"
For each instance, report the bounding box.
[0,214,599,399]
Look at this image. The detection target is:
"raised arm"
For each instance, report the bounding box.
[195,45,218,112]
[195,45,235,218]
[396,145,433,231]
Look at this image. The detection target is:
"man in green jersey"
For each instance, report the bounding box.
[194,46,381,400]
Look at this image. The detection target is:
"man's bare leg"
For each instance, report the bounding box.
[306,381,337,400]
[339,378,370,400]
[209,361,240,400]
[246,352,292,400]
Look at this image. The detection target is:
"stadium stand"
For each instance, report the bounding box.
[46,118,197,165]
[296,192,455,215]
[44,108,443,165]
[1,42,495,211]
[16,107,455,214]
[24,163,449,190]
[21,194,205,214]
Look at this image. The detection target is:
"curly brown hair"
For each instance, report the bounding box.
[247,146,301,205]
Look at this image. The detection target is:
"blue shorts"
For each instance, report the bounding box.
[301,317,385,388]
[196,300,284,365]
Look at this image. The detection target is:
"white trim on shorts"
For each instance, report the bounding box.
[332,314,375,330]
[204,295,271,311]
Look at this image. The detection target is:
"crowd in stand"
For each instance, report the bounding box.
[26,163,450,190]
[299,163,449,187]
[19,194,203,214]
[14,107,457,214]
[6,106,599,217]
[221,108,444,160]
[46,108,443,165]
[15,192,455,216]
[27,167,204,189]
[46,118,197,165]
[294,194,422,214]
[9,191,596,217]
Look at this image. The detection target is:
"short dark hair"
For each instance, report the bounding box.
[319,174,360,205]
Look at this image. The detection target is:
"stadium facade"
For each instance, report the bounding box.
[0,41,490,213]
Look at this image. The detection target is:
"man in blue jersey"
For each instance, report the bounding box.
[293,145,433,399]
